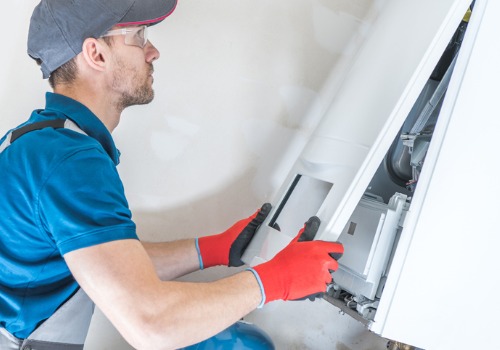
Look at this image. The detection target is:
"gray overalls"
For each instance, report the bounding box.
[0,289,95,350]
[0,120,96,350]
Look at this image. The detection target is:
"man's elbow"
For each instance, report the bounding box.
[115,311,189,350]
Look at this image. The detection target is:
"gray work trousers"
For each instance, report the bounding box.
[0,289,95,350]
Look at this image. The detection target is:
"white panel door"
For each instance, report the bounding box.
[372,1,500,349]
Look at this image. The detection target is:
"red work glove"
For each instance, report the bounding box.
[249,216,344,306]
[196,203,272,268]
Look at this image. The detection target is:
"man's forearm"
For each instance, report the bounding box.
[142,239,200,280]
[145,271,262,349]
[66,240,263,349]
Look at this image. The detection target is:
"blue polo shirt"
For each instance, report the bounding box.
[0,92,138,338]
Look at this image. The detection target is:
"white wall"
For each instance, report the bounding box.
[2,2,389,349]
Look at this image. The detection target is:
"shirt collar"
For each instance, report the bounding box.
[41,92,120,165]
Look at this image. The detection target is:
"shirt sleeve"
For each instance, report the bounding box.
[37,147,138,255]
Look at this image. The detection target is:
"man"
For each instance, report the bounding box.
[0,1,344,349]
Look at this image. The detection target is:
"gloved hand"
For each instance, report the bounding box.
[248,216,344,306]
[196,203,272,269]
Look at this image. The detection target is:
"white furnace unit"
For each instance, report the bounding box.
[243,0,500,349]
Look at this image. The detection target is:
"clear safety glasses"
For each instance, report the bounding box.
[100,26,149,48]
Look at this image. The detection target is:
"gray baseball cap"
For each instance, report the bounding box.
[28,0,177,79]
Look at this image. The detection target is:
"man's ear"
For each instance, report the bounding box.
[80,38,109,74]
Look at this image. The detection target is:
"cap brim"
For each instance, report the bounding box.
[118,0,177,27]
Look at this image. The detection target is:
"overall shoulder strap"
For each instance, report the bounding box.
[10,119,66,143]
[0,119,86,154]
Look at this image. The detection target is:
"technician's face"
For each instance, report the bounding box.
[112,50,156,109]
[105,26,160,110]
